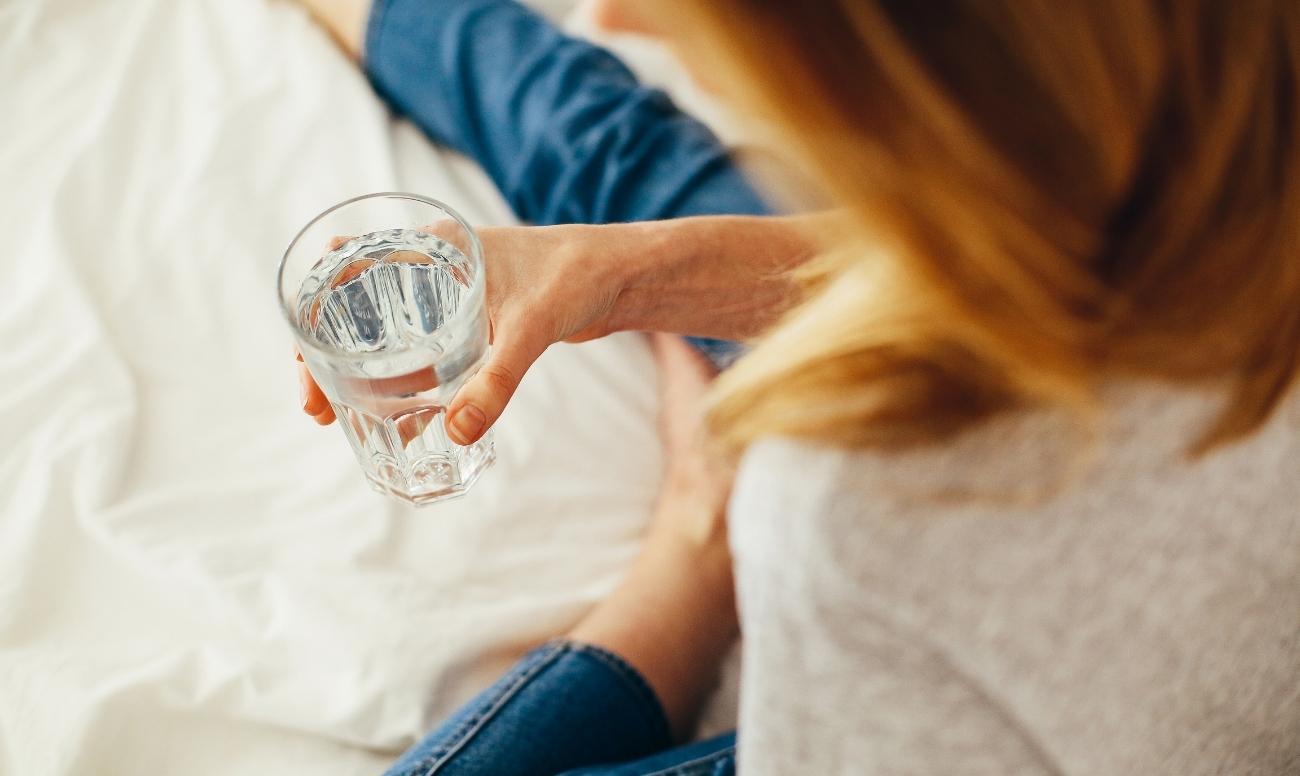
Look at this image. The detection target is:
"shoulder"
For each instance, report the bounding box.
[735,379,1300,516]
[734,400,1082,518]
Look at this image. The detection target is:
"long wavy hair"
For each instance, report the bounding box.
[671,0,1300,455]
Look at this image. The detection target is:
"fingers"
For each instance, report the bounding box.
[314,403,337,426]
[445,323,548,445]
[418,220,460,240]
[297,359,335,426]
[650,333,718,382]
[297,236,354,429]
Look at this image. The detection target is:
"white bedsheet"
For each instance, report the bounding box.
[0,2,739,773]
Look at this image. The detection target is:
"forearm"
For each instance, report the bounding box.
[439,214,819,445]
[611,214,820,340]
[567,531,736,741]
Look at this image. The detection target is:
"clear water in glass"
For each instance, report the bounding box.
[294,228,494,504]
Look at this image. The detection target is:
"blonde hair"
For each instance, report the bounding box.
[668,0,1300,455]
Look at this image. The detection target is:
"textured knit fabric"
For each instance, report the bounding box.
[730,383,1300,775]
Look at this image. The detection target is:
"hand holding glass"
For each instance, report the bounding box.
[278,193,495,505]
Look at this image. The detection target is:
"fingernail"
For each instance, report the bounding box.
[449,404,486,444]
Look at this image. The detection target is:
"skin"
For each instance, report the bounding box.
[297,0,367,57]
[293,0,806,737]
[300,217,815,436]
[569,333,739,740]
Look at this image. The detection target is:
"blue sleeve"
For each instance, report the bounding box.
[362,0,771,225]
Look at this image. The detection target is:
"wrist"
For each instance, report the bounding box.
[605,219,685,335]
[605,214,816,339]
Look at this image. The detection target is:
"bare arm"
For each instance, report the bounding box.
[299,214,820,441]
[606,214,816,340]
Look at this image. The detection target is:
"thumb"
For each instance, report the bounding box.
[445,327,546,445]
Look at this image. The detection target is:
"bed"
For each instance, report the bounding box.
[0,1,736,772]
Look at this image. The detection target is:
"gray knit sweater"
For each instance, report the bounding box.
[729,383,1299,775]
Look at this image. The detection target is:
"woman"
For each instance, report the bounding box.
[298,0,1300,773]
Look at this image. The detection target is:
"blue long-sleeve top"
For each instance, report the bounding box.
[362,0,770,226]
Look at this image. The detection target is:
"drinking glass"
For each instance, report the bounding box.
[278,193,495,504]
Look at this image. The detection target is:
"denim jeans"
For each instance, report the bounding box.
[381,641,735,776]
[363,0,770,369]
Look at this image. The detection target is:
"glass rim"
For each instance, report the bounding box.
[277,191,486,363]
